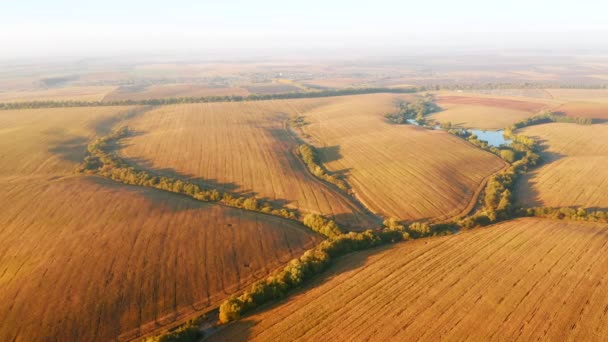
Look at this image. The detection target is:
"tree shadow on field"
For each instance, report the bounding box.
[90,105,155,136]
[512,137,566,208]
[333,212,382,231]
[47,135,90,163]
[317,145,343,163]
[211,243,395,341]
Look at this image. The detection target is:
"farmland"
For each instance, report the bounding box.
[0,86,117,103]
[296,93,506,221]
[102,84,250,102]
[119,100,378,229]
[0,177,320,342]
[212,218,608,341]
[516,122,608,209]
[0,105,321,341]
[428,93,555,129]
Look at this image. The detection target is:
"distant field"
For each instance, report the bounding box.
[429,93,553,129]
[298,93,506,221]
[244,83,302,94]
[212,218,608,341]
[120,100,377,229]
[0,86,117,103]
[0,177,320,342]
[516,123,608,209]
[0,105,320,341]
[102,84,250,102]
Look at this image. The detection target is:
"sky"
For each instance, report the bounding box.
[2,0,608,58]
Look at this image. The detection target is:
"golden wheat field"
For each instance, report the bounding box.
[516,123,608,209]
[0,177,320,342]
[119,100,378,229]
[297,93,506,221]
[212,218,608,341]
[102,84,250,102]
[0,86,117,103]
[0,106,321,341]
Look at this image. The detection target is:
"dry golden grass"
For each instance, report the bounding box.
[429,93,554,129]
[0,86,117,103]
[102,84,249,102]
[120,100,377,229]
[212,218,608,342]
[0,177,320,342]
[0,105,321,341]
[297,93,506,221]
[516,123,608,209]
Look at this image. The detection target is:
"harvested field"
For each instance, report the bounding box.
[212,218,608,341]
[102,84,249,102]
[0,177,320,342]
[0,105,321,341]
[516,123,608,209]
[553,102,608,120]
[0,105,141,179]
[120,100,378,229]
[436,95,550,112]
[297,93,506,221]
[429,93,553,129]
[0,86,117,103]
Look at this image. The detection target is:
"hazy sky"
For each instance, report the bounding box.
[2,0,608,58]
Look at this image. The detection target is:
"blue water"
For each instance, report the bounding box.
[405,119,511,146]
[468,129,511,147]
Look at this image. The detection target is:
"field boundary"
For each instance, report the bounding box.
[0,88,417,111]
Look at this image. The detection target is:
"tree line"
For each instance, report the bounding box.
[79,126,300,222]
[0,87,417,111]
[297,144,349,191]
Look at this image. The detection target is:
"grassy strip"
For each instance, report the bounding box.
[297,144,348,191]
[0,87,417,110]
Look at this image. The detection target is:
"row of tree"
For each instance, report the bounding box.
[218,218,413,323]
[520,207,608,223]
[0,87,417,110]
[79,126,298,220]
[297,144,349,191]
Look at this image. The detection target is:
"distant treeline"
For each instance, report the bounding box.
[297,144,349,191]
[419,83,608,91]
[79,126,300,222]
[0,87,417,110]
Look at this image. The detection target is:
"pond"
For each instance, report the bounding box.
[404,120,511,147]
[468,129,511,147]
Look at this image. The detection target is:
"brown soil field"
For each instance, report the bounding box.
[516,123,608,209]
[0,86,117,103]
[553,102,608,120]
[436,95,550,112]
[428,93,555,129]
[0,177,320,342]
[212,218,608,341]
[102,84,249,102]
[120,100,378,229]
[0,105,321,341]
[429,103,535,130]
[297,93,506,221]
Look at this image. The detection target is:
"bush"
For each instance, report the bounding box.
[303,214,343,238]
